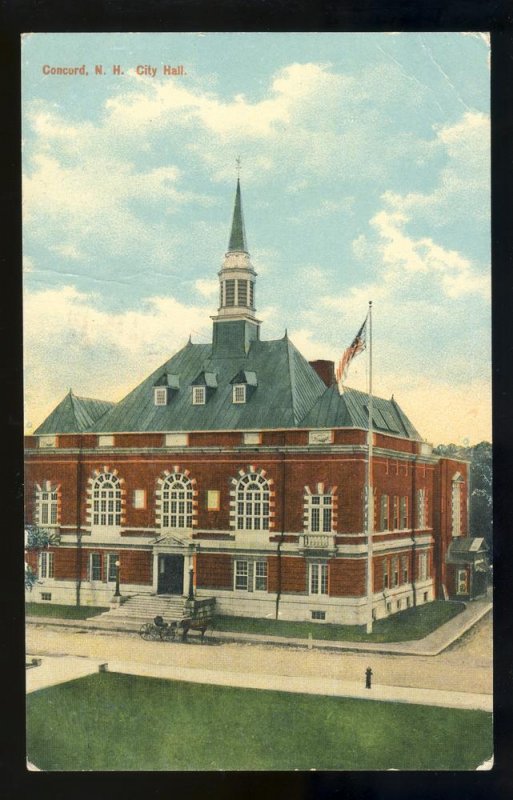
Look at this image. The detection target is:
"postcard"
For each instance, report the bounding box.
[23,32,492,771]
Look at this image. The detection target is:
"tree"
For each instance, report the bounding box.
[24,525,60,592]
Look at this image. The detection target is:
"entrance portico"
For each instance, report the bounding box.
[152,534,197,596]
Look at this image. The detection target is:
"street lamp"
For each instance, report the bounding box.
[188,565,194,601]
[114,560,121,597]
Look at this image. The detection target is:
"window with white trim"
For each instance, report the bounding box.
[417,489,427,528]
[418,552,428,581]
[39,551,54,579]
[254,560,268,591]
[92,472,121,527]
[161,473,193,528]
[192,386,206,405]
[235,560,249,590]
[401,555,409,584]
[236,472,270,531]
[380,495,390,531]
[36,485,59,526]
[306,493,333,533]
[391,556,399,587]
[90,552,102,581]
[451,477,463,537]
[232,384,246,404]
[383,559,389,589]
[392,496,400,530]
[309,563,328,595]
[154,387,168,406]
[400,496,408,529]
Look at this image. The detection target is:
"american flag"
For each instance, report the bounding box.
[336,316,368,386]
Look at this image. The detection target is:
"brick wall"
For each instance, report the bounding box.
[196,553,232,589]
[268,556,307,593]
[329,558,366,596]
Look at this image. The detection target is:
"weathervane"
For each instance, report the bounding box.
[236,155,241,178]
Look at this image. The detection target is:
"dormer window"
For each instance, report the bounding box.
[233,384,246,404]
[192,386,206,405]
[154,387,168,406]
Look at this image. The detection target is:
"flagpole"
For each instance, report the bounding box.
[366,300,374,634]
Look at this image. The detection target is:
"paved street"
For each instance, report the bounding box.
[26,611,492,699]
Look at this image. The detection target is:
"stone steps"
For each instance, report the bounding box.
[94,594,190,623]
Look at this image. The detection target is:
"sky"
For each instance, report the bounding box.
[22,32,491,444]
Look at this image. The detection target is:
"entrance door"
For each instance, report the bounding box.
[157,555,184,595]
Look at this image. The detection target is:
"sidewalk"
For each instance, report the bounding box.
[26,596,492,656]
[25,653,492,711]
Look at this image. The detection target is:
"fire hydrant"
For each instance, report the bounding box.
[365,666,373,689]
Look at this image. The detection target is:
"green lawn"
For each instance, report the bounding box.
[26,673,492,771]
[214,601,465,643]
[25,603,109,619]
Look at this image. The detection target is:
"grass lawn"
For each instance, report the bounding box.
[213,601,465,643]
[25,603,109,620]
[26,672,492,771]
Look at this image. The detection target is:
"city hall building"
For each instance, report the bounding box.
[24,180,480,624]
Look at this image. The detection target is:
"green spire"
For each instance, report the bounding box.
[228,178,248,252]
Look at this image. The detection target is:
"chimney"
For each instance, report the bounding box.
[309,360,336,387]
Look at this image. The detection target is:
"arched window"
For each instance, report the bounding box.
[236,471,270,530]
[161,473,194,529]
[92,472,121,526]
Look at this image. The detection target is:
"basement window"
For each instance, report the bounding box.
[311,610,326,621]
[40,593,52,601]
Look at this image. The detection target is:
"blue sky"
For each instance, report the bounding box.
[22,32,490,443]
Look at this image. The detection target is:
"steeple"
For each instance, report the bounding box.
[211,175,261,355]
[228,178,248,253]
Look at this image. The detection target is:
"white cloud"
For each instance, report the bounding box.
[24,285,213,430]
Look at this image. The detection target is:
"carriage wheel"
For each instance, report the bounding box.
[162,624,177,642]
[139,623,159,641]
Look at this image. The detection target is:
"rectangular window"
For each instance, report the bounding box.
[380,495,390,531]
[165,432,188,447]
[406,596,411,608]
[192,386,206,405]
[233,384,246,404]
[400,496,408,529]
[39,435,57,448]
[243,431,261,445]
[237,279,248,306]
[457,569,468,595]
[254,561,268,591]
[417,489,427,528]
[98,435,114,447]
[392,557,399,587]
[154,387,168,406]
[397,599,402,610]
[418,552,428,581]
[225,279,235,306]
[401,555,409,584]
[207,490,220,511]
[311,610,326,620]
[133,489,146,509]
[41,592,52,601]
[310,563,328,595]
[90,553,102,582]
[383,559,389,589]
[107,554,118,582]
[393,496,400,529]
[39,552,54,579]
[235,560,248,590]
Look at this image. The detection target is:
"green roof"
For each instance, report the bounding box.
[93,335,327,433]
[228,179,248,252]
[33,391,115,434]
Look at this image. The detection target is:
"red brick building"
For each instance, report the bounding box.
[24,180,474,623]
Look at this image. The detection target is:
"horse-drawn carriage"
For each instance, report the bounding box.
[139,598,215,643]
